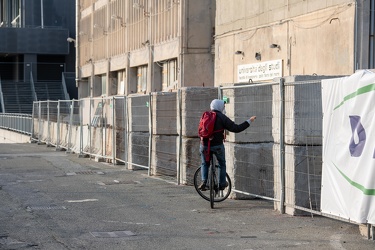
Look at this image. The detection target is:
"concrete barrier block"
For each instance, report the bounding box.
[49,122,57,145]
[114,128,127,164]
[178,87,218,137]
[178,137,201,185]
[358,224,374,239]
[287,83,322,145]
[272,83,323,145]
[80,125,90,153]
[103,127,113,158]
[128,94,149,133]
[82,126,103,156]
[151,135,178,176]
[225,142,275,199]
[127,132,149,170]
[152,92,177,135]
[273,144,322,215]
[39,120,48,142]
[222,84,274,143]
[69,125,81,154]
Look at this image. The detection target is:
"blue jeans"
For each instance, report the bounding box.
[200,143,226,186]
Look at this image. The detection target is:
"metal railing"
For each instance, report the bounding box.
[0,113,32,135]
[0,76,5,113]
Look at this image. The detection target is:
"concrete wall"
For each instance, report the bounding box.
[0,129,31,143]
[216,0,354,34]
[78,0,216,97]
[215,2,356,85]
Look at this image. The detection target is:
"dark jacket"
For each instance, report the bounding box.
[202,110,250,147]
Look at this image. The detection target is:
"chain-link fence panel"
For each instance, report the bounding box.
[47,101,58,146]
[114,96,128,164]
[102,97,114,160]
[220,83,279,201]
[37,101,49,142]
[31,102,40,141]
[282,80,323,215]
[127,94,150,170]
[83,98,104,157]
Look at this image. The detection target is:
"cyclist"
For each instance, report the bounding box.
[199,99,256,191]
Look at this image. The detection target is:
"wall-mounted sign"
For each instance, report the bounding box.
[237,59,282,82]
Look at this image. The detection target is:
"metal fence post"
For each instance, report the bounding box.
[89,97,92,158]
[177,89,182,185]
[218,85,223,99]
[79,100,84,156]
[47,101,50,146]
[112,96,115,165]
[67,100,74,153]
[148,93,152,176]
[56,100,61,150]
[124,96,129,169]
[101,97,104,159]
[279,77,286,214]
[38,102,41,144]
[31,103,36,141]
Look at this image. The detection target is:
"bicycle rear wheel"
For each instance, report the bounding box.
[193,167,232,203]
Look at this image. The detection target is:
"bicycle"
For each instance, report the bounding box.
[193,153,232,209]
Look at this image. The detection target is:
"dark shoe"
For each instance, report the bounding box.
[219,181,228,190]
[198,181,207,191]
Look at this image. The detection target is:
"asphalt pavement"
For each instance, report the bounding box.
[0,143,374,250]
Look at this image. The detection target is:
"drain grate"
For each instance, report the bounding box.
[98,180,137,186]
[90,231,136,238]
[26,206,66,211]
[66,171,104,176]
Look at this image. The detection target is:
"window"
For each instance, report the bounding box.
[137,65,147,93]
[79,78,90,98]
[116,69,126,95]
[162,59,178,91]
[101,74,107,96]
[0,0,22,27]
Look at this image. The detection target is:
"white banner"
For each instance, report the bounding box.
[321,70,375,224]
[237,60,282,82]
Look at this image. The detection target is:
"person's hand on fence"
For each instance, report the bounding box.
[246,116,256,124]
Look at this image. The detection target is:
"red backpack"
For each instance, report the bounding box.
[198,111,223,161]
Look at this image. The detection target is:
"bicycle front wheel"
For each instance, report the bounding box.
[193,167,232,203]
[209,166,215,209]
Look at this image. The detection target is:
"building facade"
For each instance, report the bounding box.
[76,0,216,98]
[0,0,77,113]
[215,0,374,85]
